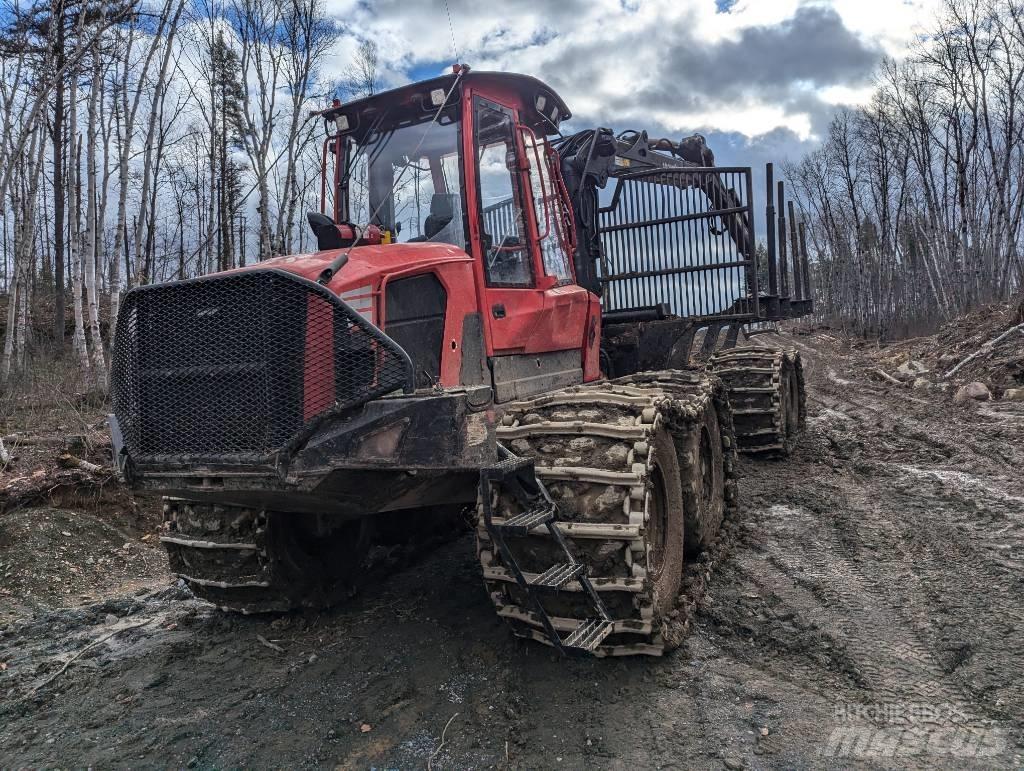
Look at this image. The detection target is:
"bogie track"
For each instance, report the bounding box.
[477,370,738,656]
[708,346,806,455]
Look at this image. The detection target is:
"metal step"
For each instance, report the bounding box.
[496,504,556,535]
[562,618,614,652]
[529,562,585,589]
[482,444,615,656]
[175,573,270,589]
[711,366,776,375]
[484,455,534,480]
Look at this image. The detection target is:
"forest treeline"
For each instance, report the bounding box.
[788,0,1024,337]
[0,0,379,385]
[1,0,1022,388]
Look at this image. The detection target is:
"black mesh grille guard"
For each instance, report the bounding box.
[111,268,415,467]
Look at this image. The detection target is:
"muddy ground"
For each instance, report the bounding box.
[1,328,1022,769]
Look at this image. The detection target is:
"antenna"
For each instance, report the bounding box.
[444,0,460,64]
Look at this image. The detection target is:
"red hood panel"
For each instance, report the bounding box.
[259,243,472,296]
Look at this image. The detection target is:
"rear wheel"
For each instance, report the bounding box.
[708,346,806,455]
[681,401,726,557]
[643,429,685,617]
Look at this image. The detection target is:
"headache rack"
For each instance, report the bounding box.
[560,127,815,372]
[598,166,759,322]
[110,268,415,468]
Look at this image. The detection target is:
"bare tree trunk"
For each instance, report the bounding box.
[276,0,336,254]
[68,76,90,378]
[0,264,18,382]
[232,0,284,261]
[132,0,185,286]
[84,40,107,381]
[52,0,66,348]
[14,264,28,368]
[109,0,181,329]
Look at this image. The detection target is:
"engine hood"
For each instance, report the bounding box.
[259,242,473,299]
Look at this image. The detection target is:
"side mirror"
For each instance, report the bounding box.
[307,211,344,251]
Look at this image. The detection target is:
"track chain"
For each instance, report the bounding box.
[477,370,738,656]
[708,346,806,455]
[160,500,289,613]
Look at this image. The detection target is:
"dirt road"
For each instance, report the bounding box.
[1,330,1022,768]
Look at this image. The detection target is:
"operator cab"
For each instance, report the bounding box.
[316,69,570,251]
[313,69,602,399]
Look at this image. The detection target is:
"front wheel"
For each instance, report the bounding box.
[477,371,737,656]
[161,501,373,613]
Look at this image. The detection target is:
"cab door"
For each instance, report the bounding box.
[466,93,591,399]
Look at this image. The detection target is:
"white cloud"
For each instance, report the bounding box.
[323,0,938,145]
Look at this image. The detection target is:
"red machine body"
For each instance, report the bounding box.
[291,70,602,397]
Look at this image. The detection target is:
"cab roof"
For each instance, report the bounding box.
[322,70,572,138]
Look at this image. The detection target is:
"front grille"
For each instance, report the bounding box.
[111,269,414,463]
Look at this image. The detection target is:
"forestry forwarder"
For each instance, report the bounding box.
[109,67,812,657]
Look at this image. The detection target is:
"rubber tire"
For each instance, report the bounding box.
[262,513,375,611]
[782,358,802,443]
[680,398,726,558]
[648,427,686,619]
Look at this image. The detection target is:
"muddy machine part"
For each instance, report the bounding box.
[478,372,737,656]
[160,501,373,613]
[708,347,806,454]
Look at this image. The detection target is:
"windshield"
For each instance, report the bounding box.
[341,116,465,249]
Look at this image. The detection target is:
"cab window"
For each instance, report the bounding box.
[338,106,465,248]
[474,97,533,287]
[522,129,573,283]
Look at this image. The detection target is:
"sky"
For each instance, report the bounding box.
[320,0,943,170]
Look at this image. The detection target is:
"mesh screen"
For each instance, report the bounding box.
[111,269,414,463]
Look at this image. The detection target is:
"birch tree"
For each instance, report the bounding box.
[83,28,106,378]
[230,0,282,261]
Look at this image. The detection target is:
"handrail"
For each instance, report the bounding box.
[518,123,552,242]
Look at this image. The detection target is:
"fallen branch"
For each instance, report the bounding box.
[256,634,284,653]
[2,435,58,446]
[428,712,460,771]
[28,619,152,695]
[945,322,1024,379]
[57,454,105,474]
[1,463,118,514]
[874,368,904,386]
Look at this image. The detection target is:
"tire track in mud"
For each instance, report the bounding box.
[705,333,1022,761]
[713,484,974,714]
[801,344,1024,719]
[763,503,975,711]
[857,461,1024,721]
